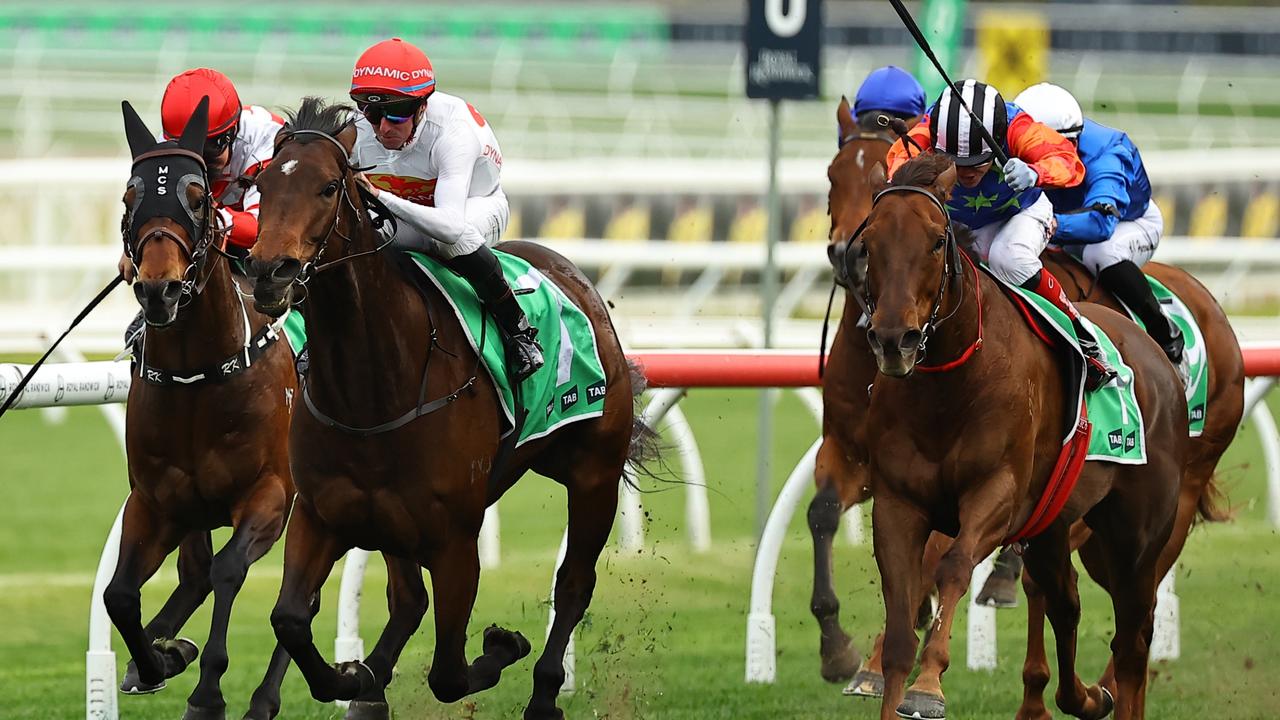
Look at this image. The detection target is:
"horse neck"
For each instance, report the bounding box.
[303,232,436,422]
[142,258,247,369]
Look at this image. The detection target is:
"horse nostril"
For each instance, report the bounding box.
[270,258,302,283]
[900,329,923,352]
[865,329,881,351]
[161,281,183,302]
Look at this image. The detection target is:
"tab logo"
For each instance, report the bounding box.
[560,385,579,413]
[1108,430,1123,451]
[1190,404,1205,422]
[1125,431,1138,452]
[586,380,607,405]
[546,400,555,418]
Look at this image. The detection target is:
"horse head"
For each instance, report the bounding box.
[852,152,960,377]
[827,96,894,288]
[246,97,362,317]
[119,96,214,326]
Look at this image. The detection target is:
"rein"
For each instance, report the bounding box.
[273,126,481,436]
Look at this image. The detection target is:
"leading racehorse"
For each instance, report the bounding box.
[810,99,1244,699]
[850,152,1186,720]
[105,98,298,720]
[245,97,656,720]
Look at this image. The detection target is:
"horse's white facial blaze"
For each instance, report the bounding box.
[856,148,865,170]
[281,159,298,176]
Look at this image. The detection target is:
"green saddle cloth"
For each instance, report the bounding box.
[1117,276,1209,437]
[1003,281,1147,464]
[405,248,608,446]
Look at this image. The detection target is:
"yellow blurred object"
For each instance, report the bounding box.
[604,203,651,242]
[729,204,767,244]
[977,10,1048,98]
[1188,193,1228,240]
[539,203,586,240]
[664,200,715,284]
[1241,188,1279,240]
[1151,193,1176,236]
[505,209,522,241]
[789,203,829,244]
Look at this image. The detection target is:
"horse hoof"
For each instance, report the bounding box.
[334,661,378,701]
[345,700,391,720]
[120,661,165,695]
[1096,687,1115,719]
[182,702,227,720]
[841,668,885,698]
[895,689,946,720]
[819,639,861,683]
[976,574,1020,608]
[158,637,200,678]
[483,624,533,664]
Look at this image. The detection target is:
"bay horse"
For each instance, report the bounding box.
[244,97,655,720]
[812,98,1244,696]
[106,98,298,720]
[850,151,1186,720]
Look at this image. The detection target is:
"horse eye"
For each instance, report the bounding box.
[322,180,341,197]
[933,236,946,252]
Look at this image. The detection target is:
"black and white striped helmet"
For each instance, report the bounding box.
[930,79,1008,167]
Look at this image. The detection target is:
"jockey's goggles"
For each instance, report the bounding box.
[358,98,422,125]
[203,126,236,163]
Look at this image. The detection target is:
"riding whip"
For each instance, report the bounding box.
[885,0,1010,166]
[0,275,124,420]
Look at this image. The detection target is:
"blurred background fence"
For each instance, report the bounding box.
[2,0,1279,352]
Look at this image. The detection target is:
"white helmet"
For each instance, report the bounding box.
[1013,82,1084,140]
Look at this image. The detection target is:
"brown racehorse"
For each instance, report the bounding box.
[106,100,298,720]
[850,152,1186,720]
[812,98,1244,697]
[245,97,656,720]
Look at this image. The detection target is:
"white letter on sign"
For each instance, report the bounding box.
[765,0,806,38]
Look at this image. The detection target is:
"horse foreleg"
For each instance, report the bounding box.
[807,464,860,683]
[344,554,429,717]
[525,477,618,720]
[1015,567,1054,720]
[186,482,290,719]
[1023,524,1114,720]
[119,531,214,695]
[900,489,1008,720]
[871,495,931,720]
[246,595,320,720]
[270,499,352,704]
[104,494,193,692]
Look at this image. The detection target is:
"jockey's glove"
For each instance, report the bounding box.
[1002,158,1039,192]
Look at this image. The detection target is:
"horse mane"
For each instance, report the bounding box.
[284,96,355,140]
[890,152,953,190]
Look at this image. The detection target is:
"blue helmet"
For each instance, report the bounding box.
[853,66,926,118]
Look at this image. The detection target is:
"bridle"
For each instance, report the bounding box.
[122,147,228,304]
[270,127,397,292]
[836,184,976,370]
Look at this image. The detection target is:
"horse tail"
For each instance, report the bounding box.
[1195,471,1234,524]
[624,358,664,488]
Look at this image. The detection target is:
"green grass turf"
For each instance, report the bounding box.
[0,389,1277,719]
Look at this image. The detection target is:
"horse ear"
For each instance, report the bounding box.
[868,161,888,194]
[931,162,958,203]
[121,101,156,159]
[336,120,359,156]
[177,96,210,155]
[837,95,856,141]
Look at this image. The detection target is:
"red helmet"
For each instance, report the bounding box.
[350,38,436,100]
[161,68,241,140]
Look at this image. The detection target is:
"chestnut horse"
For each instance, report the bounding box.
[811,98,1244,697]
[245,98,655,720]
[106,99,298,720]
[850,152,1186,720]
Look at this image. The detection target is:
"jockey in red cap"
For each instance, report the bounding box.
[349,38,543,382]
[118,68,284,283]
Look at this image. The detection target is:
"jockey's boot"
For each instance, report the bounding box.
[1098,260,1187,377]
[1021,269,1117,392]
[447,245,544,382]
